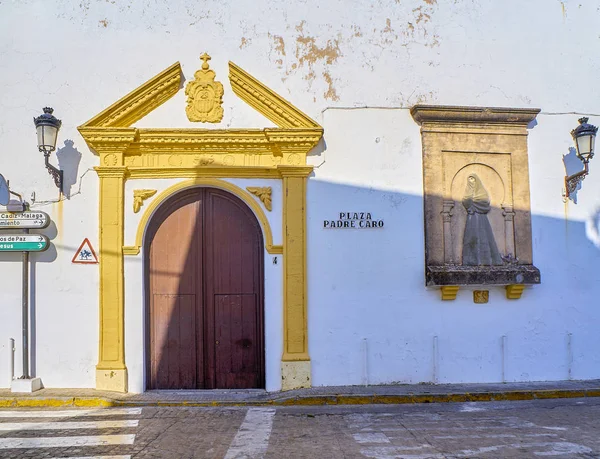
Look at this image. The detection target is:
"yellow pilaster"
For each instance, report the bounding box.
[279,165,312,390]
[95,166,128,392]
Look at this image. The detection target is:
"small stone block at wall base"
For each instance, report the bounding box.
[11,377,43,393]
[473,290,489,303]
[281,360,311,391]
[96,368,128,393]
[441,286,460,301]
[506,284,526,300]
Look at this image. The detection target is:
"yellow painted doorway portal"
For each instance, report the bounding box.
[78,59,323,392]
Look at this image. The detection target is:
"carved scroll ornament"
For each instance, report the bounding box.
[133,189,157,213]
[247,186,272,211]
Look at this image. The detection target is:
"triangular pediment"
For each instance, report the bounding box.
[80,62,183,129]
[77,59,323,174]
[228,62,320,129]
[79,61,321,130]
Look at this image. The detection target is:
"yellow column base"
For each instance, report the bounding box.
[281,360,311,391]
[96,368,128,393]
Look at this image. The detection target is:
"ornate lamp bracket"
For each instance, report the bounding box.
[44,152,63,193]
[564,163,589,199]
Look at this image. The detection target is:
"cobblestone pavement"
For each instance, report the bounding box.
[0,398,599,458]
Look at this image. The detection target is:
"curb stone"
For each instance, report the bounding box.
[1,387,599,408]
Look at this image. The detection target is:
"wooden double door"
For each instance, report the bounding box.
[145,187,264,390]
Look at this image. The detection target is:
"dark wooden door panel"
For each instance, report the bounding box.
[150,199,201,294]
[214,294,259,389]
[206,192,261,294]
[147,195,202,390]
[147,187,264,390]
[150,294,196,389]
[204,189,264,389]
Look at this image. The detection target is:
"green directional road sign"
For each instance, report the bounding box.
[0,211,50,229]
[0,234,49,252]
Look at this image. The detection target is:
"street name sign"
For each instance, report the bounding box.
[0,234,49,252]
[0,211,50,229]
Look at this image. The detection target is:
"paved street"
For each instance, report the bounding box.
[0,398,599,458]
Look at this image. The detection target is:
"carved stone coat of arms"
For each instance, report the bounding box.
[185,53,224,123]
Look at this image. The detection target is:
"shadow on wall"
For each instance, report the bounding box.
[586,207,600,248]
[56,139,82,199]
[307,178,600,386]
[563,146,586,203]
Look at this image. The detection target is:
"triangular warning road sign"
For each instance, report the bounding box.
[72,238,98,264]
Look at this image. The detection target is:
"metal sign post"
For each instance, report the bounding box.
[0,231,49,383]
[1,175,46,392]
[22,233,29,380]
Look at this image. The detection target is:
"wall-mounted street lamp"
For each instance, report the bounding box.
[565,117,598,198]
[33,107,63,193]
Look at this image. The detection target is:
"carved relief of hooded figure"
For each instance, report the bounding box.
[462,173,503,266]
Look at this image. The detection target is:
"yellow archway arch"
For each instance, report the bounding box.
[125,178,282,256]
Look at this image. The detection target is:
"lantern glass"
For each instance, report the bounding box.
[575,133,594,162]
[36,124,59,153]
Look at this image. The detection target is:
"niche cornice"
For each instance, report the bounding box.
[410,105,540,126]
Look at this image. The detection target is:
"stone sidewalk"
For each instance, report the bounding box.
[0,379,599,408]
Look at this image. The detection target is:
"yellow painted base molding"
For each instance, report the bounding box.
[96,368,128,393]
[441,286,460,301]
[506,284,525,300]
[281,360,311,391]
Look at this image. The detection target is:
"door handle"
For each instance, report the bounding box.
[215,340,219,345]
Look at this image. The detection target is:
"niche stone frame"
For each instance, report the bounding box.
[411,105,541,300]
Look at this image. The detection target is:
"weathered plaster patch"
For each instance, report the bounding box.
[351,25,363,37]
[413,6,432,25]
[99,19,108,28]
[295,35,341,67]
[383,18,393,34]
[322,71,339,101]
[381,18,397,45]
[426,34,440,47]
[271,35,286,56]
[303,70,317,83]
[268,21,343,101]
[239,37,250,49]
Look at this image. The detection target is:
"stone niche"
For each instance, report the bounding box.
[410,105,541,300]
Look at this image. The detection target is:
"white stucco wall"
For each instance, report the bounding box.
[1,0,599,390]
[308,109,600,386]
